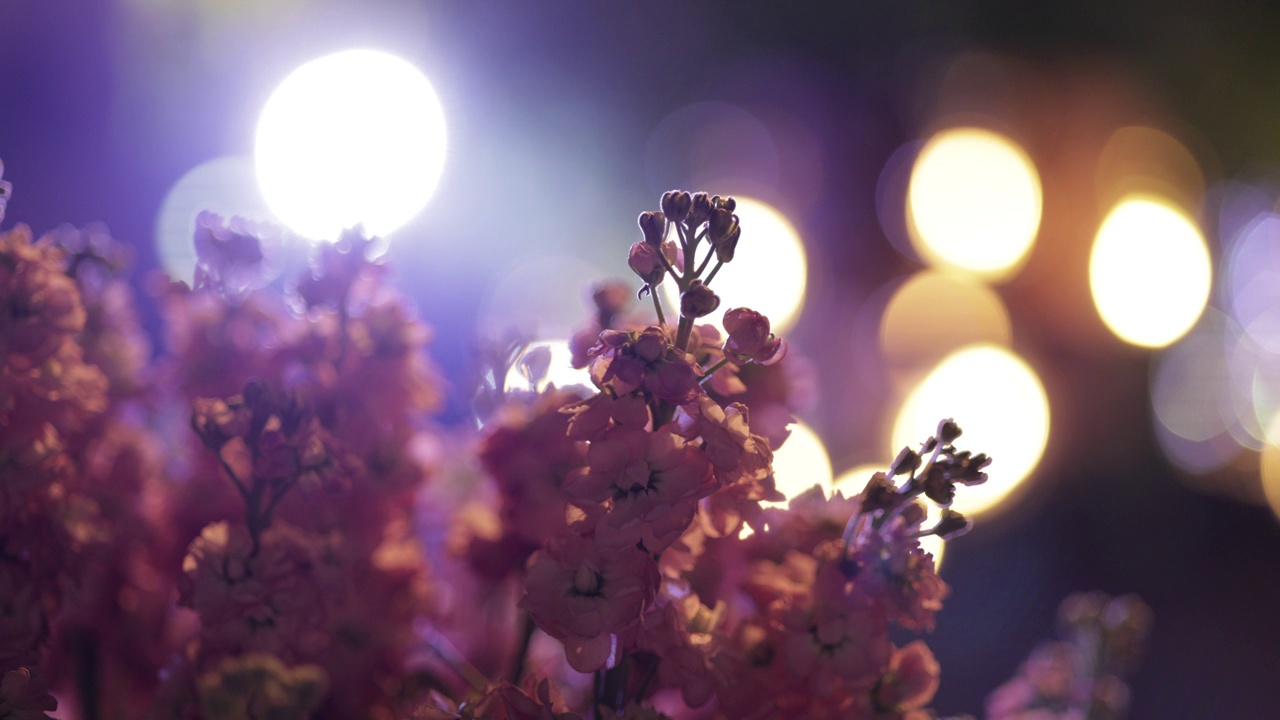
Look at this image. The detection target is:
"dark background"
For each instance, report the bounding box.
[3,2,1279,717]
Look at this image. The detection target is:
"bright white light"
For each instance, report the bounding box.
[503,340,593,394]
[663,197,807,334]
[907,128,1042,280]
[1089,196,1211,348]
[765,422,832,508]
[255,49,446,241]
[892,344,1050,517]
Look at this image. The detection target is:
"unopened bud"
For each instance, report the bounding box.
[680,279,720,319]
[920,464,954,506]
[688,192,713,227]
[933,508,970,539]
[890,446,922,477]
[628,242,665,286]
[638,211,667,247]
[661,190,692,225]
[938,419,962,445]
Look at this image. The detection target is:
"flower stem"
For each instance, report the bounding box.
[651,288,666,327]
[703,259,724,286]
[699,357,731,384]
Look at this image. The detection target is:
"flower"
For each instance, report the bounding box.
[520,537,659,673]
[722,308,786,366]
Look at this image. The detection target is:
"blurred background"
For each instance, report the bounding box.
[2,1,1278,717]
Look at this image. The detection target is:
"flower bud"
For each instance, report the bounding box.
[688,192,713,226]
[937,419,962,445]
[933,508,970,539]
[890,446,922,477]
[638,211,667,247]
[707,206,741,263]
[628,242,665,286]
[680,279,720,319]
[920,464,954,506]
[661,190,692,224]
[633,327,667,363]
[723,307,785,364]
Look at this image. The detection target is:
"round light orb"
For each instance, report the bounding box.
[503,340,593,394]
[663,197,807,334]
[1089,196,1211,348]
[155,155,274,282]
[892,344,1050,517]
[907,127,1042,280]
[765,421,832,508]
[879,269,1012,373]
[255,49,446,241]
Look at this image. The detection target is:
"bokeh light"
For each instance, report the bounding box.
[766,421,833,508]
[502,340,593,394]
[879,269,1012,375]
[906,127,1042,280]
[1150,309,1237,444]
[1223,213,1280,354]
[255,49,446,241]
[480,255,605,340]
[892,344,1050,517]
[155,155,274,282]
[1261,413,1280,521]
[662,197,807,333]
[1096,126,1205,216]
[1089,196,1211,348]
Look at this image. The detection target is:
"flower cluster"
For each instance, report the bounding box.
[452,191,1001,719]
[986,593,1152,720]
[0,166,1150,720]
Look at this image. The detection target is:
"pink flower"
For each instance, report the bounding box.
[874,641,941,712]
[586,327,702,405]
[561,391,650,442]
[178,521,328,659]
[722,308,787,366]
[520,537,659,672]
[563,428,714,555]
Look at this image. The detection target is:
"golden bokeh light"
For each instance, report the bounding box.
[664,197,807,334]
[1089,196,1211,348]
[879,270,1012,373]
[907,127,1042,280]
[1261,413,1280,522]
[765,421,833,509]
[892,344,1050,517]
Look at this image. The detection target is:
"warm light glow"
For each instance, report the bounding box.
[255,49,446,241]
[879,270,1012,372]
[663,197,807,333]
[502,340,593,394]
[1089,196,1211,348]
[892,344,1050,517]
[907,128,1042,279]
[1261,413,1280,521]
[765,422,832,508]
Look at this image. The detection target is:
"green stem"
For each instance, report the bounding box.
[651,288,666,327]
[703,259,725,287]
[699,357,731,384]
[693,247,717,279]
